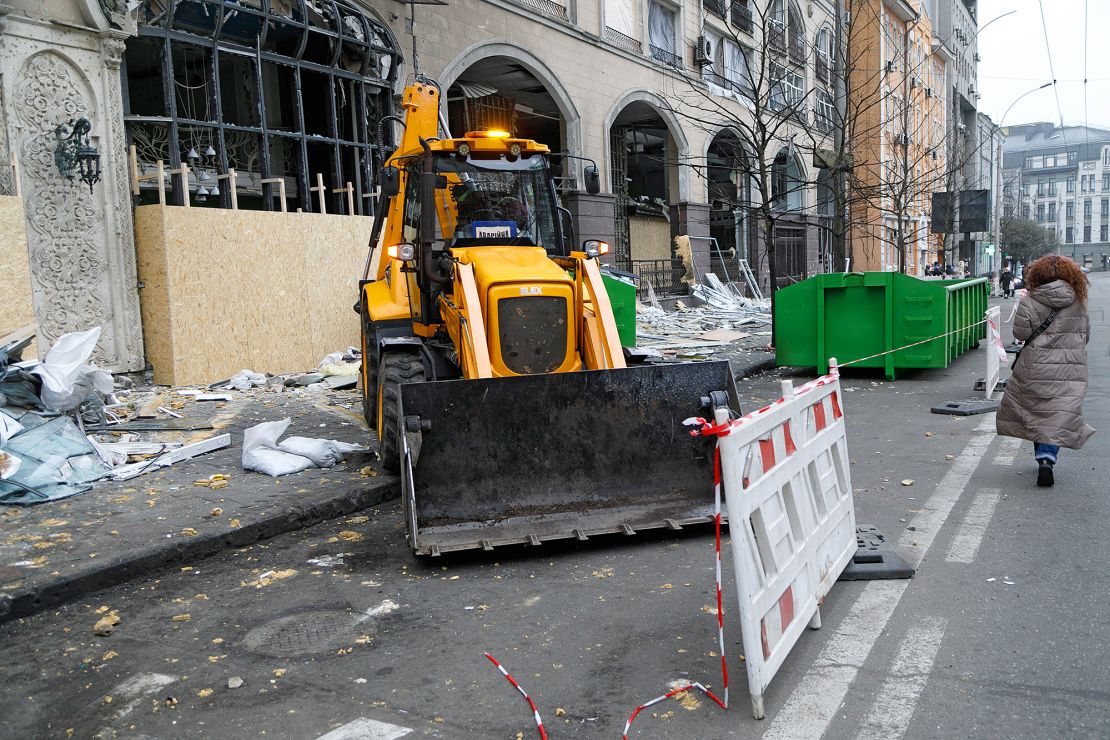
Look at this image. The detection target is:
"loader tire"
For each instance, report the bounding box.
[377,352,426,473]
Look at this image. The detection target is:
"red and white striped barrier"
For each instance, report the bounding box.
[622,681,726,739]
[484,652,547,740]
[693,360,856,719]
[984,306,1008,397]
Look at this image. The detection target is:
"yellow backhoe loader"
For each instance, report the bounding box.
[358,77,737,555]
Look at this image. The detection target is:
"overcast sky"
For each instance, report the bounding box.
[976,0,1110,131]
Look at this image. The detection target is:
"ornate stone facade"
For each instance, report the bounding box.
[0,4,144,371]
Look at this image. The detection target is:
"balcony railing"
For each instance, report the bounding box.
[730,0,753,33]
[768,21,786,51]
[604,26,642,53]
[789,35,807,65]
[815,53,830,82]
[510,0,569,21]
[705,71,753,99]
[631,258,686,299]
[705,0,726,19]
[649,44,684,69]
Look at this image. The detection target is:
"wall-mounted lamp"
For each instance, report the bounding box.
[54,118,102,192]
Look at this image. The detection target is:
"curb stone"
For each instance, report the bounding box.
[0,476,398,624]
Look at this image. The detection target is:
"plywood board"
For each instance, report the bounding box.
[0,196,38,359]
[135,205,372,385]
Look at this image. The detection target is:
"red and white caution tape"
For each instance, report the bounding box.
[484,652,548,740]
[622,681,727,739]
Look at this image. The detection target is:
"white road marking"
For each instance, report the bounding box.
[945,488,1002,563]
[761,415,995,740]
[92,672,176,739]
[855,617,949,740]
[315,717,413,740]
[992,436,1023,466]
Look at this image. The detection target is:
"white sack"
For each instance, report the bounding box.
[225,369,267,391]
[278,436,367,468]
[242,418,315,476]
[31,327,114,411]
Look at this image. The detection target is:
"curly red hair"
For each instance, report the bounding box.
[1023,255,1088,303]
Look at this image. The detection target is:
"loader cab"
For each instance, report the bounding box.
[407,150,564,250]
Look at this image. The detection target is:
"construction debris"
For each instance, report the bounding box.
[636,272,771,361]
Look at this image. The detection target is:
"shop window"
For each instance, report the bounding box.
[126,0,398,214]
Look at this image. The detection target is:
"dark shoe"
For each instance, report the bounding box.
[1037,461,1054,487]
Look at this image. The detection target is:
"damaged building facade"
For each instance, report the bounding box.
[3,0,835,380]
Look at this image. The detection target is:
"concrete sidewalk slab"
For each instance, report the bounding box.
[0,384,397,623]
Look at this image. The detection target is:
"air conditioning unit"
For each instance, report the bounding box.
[974,52,981,62]
[899,133,909,146]
[910,76,918,89]
[930,148,938,160]
[925,86,932,99]
[886,60,896,73]
[694,35,714,66]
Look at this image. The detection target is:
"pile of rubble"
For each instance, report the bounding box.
[1,326,366,506]
[636,273,772,361]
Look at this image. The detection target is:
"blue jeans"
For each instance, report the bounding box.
[1034,443,1060,464]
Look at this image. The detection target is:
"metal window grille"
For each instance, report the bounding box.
[125,0,400,215]
[768,20,786,51]
[610,126,632,270]
[730,0,753,33]
[705,0,726,18]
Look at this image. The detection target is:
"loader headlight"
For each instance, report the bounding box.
[457,142,470,158]
[508,142,522,157]
[583,239,610,258]
[387,242,416,261]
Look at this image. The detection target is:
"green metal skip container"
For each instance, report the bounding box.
[773,272,990,380]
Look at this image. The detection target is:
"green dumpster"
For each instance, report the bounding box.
[774,272,989,380]
[601,268,638,348]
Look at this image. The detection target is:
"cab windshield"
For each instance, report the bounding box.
[431,154,559,249]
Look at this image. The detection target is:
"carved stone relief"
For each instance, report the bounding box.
[14,51,117,365]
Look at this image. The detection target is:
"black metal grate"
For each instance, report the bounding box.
[631,259,686,299]
[611,126,631,269]
[497,296,569,374]
[730,0,753,33]
[649,45,684,69]
[705,0,726,18]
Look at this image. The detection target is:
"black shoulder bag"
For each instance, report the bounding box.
[1013,309,1058,363]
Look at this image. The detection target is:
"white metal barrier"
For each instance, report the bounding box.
[984,306,1008,397]
[713,363,857,719]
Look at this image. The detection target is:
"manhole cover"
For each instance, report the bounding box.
[241,610,377,657]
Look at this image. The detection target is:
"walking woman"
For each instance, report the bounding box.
[996,255,1095,486]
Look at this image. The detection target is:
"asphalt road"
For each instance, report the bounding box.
[2,274,1107,739]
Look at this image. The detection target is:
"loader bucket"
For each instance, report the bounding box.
[398,361,737,555]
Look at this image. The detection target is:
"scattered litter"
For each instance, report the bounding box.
[194,394,233,402]
[901,479,914,486]
[286,373,324,387]
[94,610,121,636]
[242,418,366,477]
[157,406,183,419]
[221,369,267,391]
[107,434,231,482]
[0,416,108,505]
[86,418,214,432]
[227,677,243,689]
[30,327,113,412]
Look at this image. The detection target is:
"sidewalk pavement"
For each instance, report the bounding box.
[0,382,395,624]
[0,349,774,625]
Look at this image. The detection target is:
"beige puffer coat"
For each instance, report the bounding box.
[996,279,1095,449]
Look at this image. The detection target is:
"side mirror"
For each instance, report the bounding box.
[583,165,601,195]
[380,166,400,198]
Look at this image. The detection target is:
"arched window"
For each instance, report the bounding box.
[815,27,832,83]
[772,148,804,212]
[787,3,806,64]
[125,0,401,214]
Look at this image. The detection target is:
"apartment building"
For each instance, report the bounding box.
[1,0,842,376]
[972,111,1002,274]
[846,0,946,274]
[372,0,839,293]
[1002,122,1110,269]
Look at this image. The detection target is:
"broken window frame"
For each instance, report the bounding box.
[124,0,401,215]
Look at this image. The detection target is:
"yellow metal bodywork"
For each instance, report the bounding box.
[360,81,624,433]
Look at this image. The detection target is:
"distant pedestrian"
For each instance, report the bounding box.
[996,255,1095,487]
[931,261,942,276]
[1000,267,1013,298]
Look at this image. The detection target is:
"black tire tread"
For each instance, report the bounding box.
[378,352,426,472]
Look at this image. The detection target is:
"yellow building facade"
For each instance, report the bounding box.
[846,0,947,274]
